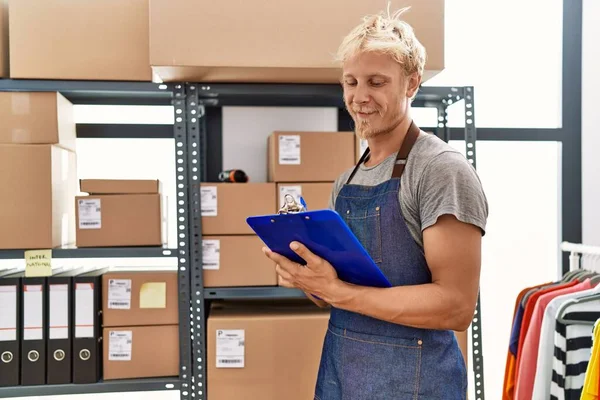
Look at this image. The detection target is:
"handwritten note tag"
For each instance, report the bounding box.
[24,249,52,277]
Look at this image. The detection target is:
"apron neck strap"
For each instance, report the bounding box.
[346,120,421,184]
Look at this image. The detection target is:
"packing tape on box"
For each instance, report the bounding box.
[11,92,30,115]
[11,128,31,142]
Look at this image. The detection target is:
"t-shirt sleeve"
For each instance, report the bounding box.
[417,151,489,235]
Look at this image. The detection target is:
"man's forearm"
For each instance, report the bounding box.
[325,280,474,331]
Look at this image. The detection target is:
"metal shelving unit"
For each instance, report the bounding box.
[0,79,191,399]
[0,377,181,398]
[0,79,485,400]
[180,82,485,400]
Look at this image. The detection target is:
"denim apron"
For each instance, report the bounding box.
[314,121,467,400]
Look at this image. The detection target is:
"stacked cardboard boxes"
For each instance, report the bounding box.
[75,179,163,248]
[199,182,277,287]
[102,270,179,380]
[0,91,77,250]
[267,130,355,212]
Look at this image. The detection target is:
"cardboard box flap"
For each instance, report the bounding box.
[80,179,160,194]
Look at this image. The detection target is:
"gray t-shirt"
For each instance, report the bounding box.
[329,132,489,249]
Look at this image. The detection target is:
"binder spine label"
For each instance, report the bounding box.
[49,284,69,339]
[23,285,43,340]
[202,240,220,270]
[200,186,217,216]
[109,331,132,361]
[108,279,131,309]
[75,283,94,338]
[216,329,245,368]
[0,285,17,341]
[78,199,102,229]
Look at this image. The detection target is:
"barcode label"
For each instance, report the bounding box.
[108,279,131,310]
[202,240,220,270]
[108,331,132,361]
[200,187,218,216]
[216,329,244,368]
[279,135,301,165]
[78,199,101,229]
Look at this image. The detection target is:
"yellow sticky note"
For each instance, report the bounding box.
[139,282,166,309]
[24,249,52,277]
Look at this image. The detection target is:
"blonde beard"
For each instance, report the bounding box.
[354,111,403,140]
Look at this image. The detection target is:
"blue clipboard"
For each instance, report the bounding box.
[246,209,392,288]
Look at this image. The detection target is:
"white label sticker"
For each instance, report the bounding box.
[108,279,131,309]
[279,185,303,209]
[108,330,133,361]
[216,329,245,368]
[0,286,17,342]
[49,284,69,340]
[200,187,218,216]
[75,283,94,338]
[359,139,368,156]
[23,285,43,341]
[279,135,301,165]
[78,199,101,229]
[202,240,220,270]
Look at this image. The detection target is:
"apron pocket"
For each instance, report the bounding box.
[337,328,422,400]
[346,209,382,263]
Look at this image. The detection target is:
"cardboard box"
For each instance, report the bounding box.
[102,271,178,327]
[103,325,179,380]
[80,179,160,195]
[268,132,355,183]
[276,182,333,211]
[0,92,76,151]
[207,302,329,400]
[150,0,444,84]
[199,183,276,235]
[0,0,8,78]
[0,145,76,249]
[75,179,162,247]
[202,235,276,288]
[355,135,368,163]
[455,330,468,367]
[9,0,151,81]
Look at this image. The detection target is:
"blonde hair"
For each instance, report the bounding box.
[335,5,427,77]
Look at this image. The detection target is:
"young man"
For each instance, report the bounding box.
[263,7,488,399]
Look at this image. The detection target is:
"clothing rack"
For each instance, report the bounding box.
[561,241,600,272]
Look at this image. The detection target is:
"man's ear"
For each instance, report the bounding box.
[406,73,422,98]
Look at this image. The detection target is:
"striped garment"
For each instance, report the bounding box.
[550,301,600,400]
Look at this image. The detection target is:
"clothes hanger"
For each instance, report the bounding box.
[588,254,600,286]
[556,284,600,325]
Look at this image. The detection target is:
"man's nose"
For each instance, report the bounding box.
[353,82,370,104]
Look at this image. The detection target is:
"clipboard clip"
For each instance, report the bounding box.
[278,194,307,214]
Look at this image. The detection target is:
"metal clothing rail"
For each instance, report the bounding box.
[561,241,600,272]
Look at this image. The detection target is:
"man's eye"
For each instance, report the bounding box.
[344,81,357,86]
[371,81,385,87]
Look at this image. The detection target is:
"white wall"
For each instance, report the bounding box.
[582,0,600,247]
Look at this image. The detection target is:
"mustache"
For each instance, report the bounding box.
[351,107,380,114]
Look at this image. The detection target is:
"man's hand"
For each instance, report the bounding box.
[263,241,340,306]
[328,214,482,331]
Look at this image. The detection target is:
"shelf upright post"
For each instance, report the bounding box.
[172,83,194,400]
[463,86,485,400]
[436,101,450,143]
[184,83,208,400]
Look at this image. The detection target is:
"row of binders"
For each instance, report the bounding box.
[0,267,106,387]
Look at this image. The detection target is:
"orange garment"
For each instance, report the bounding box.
[513,280,579,393]
[502,283,549,400]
